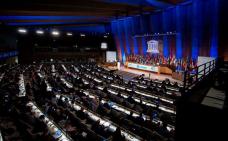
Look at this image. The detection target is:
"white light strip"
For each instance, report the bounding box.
[52,31,60,36]
[166,87,179,92]
[136,84,147,89]
[18,74,26,97]
[51,65,56,73]
[82,79,89,85]
[94,78,102,83]
[0,73,4,82]
[37,73,52,91]
[121,94,128,98]
[111,84,125,90]
[60,78,73,88]
[160,98,173,104]
[0,130,3,141]
[107,89,118,95]
[80,34,86,37]
[62,64,67,72]
[36,30,44,34]
[135,90,158,99]
[159,106,176,114]
[18,29,27,33]
[97,86,104,90]
[38,64,43,72]
[67,32,73,36]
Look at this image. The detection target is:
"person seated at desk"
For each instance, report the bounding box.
[91,120,102,132]
[157,123,169,138]
[112,127,125,141]
[161,84,167,94]
[135,113,145,125]
[127,95,135,104]
[0,120,21,141]
[77,108,87,120]
[97,103,111,116]
[57,96,65,107]
[27,115,49,140]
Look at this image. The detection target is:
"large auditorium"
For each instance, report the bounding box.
[0,0,227,141]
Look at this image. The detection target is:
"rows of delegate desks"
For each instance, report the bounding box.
[0,64,73,141]
[37,65,142,141]
[34,62,182,141]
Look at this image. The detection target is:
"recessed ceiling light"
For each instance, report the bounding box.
[18,28,27,34]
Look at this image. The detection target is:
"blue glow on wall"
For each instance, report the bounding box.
[100,0,148,6]
[0,51,18,60]
[145,0,173,8]
[111,21,121,60]
[117,21,125,62]
[176,5,183,59]
[124,19,131,55]
[162,11,169,57]
[110,0,220,60]
[63,26,106,33]
[133,38,139,54]
[210,0,218,58]
[8,22,78,26]
[191,0,202,59]
[163,36,169,57]
[0,16,94,20]
[142,37,147,55]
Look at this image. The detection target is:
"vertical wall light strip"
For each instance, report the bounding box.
[140,15,148,55]
[142,37,147,55]
[191,0,202,59]
[124,19,131,55]
[111,21,122,61]
[176,5,183,59]
[120,20,127,56]
[117,20,126,62]
[210,0,218,58]
[128,17,134,54]
[163,11,169,57]
[131,17,139,54]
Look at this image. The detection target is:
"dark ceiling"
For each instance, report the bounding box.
[0,0,188,28]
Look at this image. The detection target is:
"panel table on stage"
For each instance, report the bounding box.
[172,71,184,81]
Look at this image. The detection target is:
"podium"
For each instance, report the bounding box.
[117,61,120,70]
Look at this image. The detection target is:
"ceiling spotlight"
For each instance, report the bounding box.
[36,30,44,35]
[67,32,73,36]
[18,28,27,34]
[104,35,108,38]
[52,31,60,36]
[80,34,86,37]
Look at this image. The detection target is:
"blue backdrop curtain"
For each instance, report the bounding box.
[111,0,219,62]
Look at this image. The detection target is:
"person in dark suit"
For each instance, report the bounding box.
[112,127,125,141]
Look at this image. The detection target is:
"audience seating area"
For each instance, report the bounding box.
[0,62,182,141]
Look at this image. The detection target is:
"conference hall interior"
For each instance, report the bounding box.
[0,0,227,141]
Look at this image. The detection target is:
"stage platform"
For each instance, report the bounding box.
[116,66,183,84]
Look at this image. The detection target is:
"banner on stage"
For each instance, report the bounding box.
[128,62,159,73]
